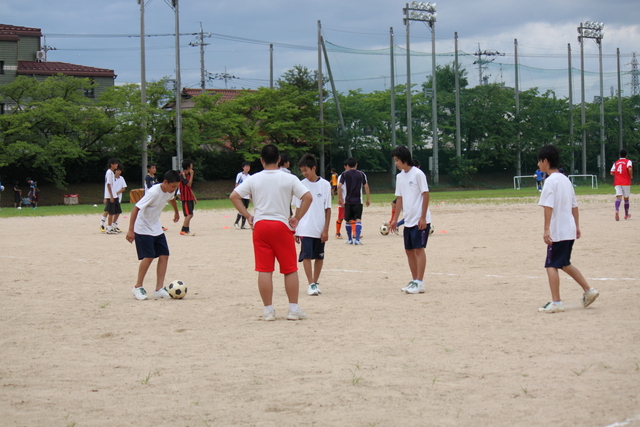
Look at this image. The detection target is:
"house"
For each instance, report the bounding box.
[162,87,252,111]
[0,24,116,112]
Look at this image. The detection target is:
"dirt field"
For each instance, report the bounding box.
[1,195,639,427]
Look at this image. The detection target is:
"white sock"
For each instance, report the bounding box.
[264,305,274,314]
[289,303,299,312]
[415,280,424,286]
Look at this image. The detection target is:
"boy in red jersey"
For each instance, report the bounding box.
[179,159,197,236]
[610,149,633,220]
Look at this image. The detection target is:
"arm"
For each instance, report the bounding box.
[321,207,331,243]
[337,183,344,207]
[289,191,312,230]
[126,206,140,243]
[543,206,553,244]
[389,197,403,233]
[364,183,371,207]
[107,183,115,202]
[230,191,254,228]
[572,206,581,239]
[629,165,634,180]
[169,199,180,223]
[418,191,430,230]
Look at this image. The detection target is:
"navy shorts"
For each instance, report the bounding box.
[104,199,122,215]
[544,240,574,269]
[403,224,430,250]
[134,233,170,260]
[344,204,363,222]
[298,237,325,261]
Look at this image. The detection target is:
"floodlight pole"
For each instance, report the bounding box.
[429,17,438,184]
[139,0,147,187]
[404,4,412,154]
[578,23,587,175]
[598,36,605,179]
[568,43,575,174]
[172,0,183,169]
[454,32,461,158]
[616,48,623,151]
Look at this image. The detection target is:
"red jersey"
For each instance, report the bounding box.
[611,158,632,186]
[179,171,196,201]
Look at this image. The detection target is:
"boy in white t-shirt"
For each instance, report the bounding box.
[126,170,181,301]
[294,154,332,296]
[389,146,431,295]
[100,158,119,234]
[230,144,312,321]
[536,145,599,313]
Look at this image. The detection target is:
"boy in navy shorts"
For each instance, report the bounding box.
[389,146,431,294]
[126,170,181,301]
[230,144,312,321]
[537,145,599,313]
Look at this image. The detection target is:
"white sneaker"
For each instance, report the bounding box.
[401,280,416,292]
[345,239,353,244]
[106,227,117,235]
[538,301,564,313]
[154,287,170,299]
[582,288,599,308]
[263,310,276,321]
[405,281,425,294]
[307,283,321,296]
[132,287,148,300]
[234,223,240,229]
[354,240,363,245]
[287,309,308,320]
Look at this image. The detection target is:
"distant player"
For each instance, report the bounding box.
[334,161,349,238]
[294,154,332,296]
[126,170,181,301]
[101,158,119,234]
[536,145,599,313]
[234,161,251,229]
[330,168,338,197]
[230,144,312,321]
[610,149,633,221]
[338,157,370,245]
[179,159,197,236]
[389,146,431,294]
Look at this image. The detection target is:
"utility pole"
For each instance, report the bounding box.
[189,22,210,94]
[568,43,575,173]
[403,4,413,154]
[318,20,325,177]
[138,0,147,187]
[454,32,461,158]
[473,45,505,85]
[514,39,521,177]
[171,0,183,169]
[269,44,274,89]
[628,53,639,96]
[390,27,397,186]
[208,67,238,89]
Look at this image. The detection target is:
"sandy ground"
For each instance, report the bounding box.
[1,194,639,427]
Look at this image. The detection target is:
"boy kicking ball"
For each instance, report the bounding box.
[537,145,599,313]
[126,170,181,301]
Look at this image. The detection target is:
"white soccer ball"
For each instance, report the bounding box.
[17,206,22,210]
[429,224,435,235]
[380,223,390,235]
[168,280,187,299]
[93,204,97,207]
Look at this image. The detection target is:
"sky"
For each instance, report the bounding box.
[2,0,639,100]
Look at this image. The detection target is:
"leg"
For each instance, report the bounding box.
[183,213,192,228]
[135,258,154,287]
[561,264,590,292]
[258,271,274,306]
[313,259,324,283]
[624,196,630,218]
[406,248,426,281]
[283,271,300,304]
[406,249,418,280]
[302,258,313,284]
[545,267,561,301]
[155,255,169,291]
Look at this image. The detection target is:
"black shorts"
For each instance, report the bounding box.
[104,199,122,215]
[344,204,363,222]
[545,240,574,269]
[134,233,170,260]
[403,224,430,250]
[298,237,325,261]
[182,200,195,217]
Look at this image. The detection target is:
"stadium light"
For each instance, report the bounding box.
[577,21,604,177]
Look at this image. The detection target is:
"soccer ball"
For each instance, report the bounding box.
[380,223,390,235]
[429,224,435,235]
[168,280,187,299]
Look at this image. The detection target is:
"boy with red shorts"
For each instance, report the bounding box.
[230,144,312,321]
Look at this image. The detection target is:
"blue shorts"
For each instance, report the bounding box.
[298,237,325,261]
[545,240,574,269]
[134,233,170,260]
[403,224,430,250]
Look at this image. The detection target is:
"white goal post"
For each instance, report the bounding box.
[513,174,598,190]
[568,174,598,189]
[513,175,536,190]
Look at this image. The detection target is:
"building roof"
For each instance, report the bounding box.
[17,61,116,78]
[0,24,42,38]
[182,88,249,103]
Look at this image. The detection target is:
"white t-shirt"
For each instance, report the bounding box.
[294,177,332,238]
[538,172,578,242]
[113,176,127,203]
[394,166,431,227]
[235,172,251,200]
[234,169,309,228]
[104,169,115,199]
[134,183,175,236]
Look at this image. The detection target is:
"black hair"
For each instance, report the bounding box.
[620,149,628,158]
[346,157,357,168]
[107,158,119,168]
[331,168,336,173]
[261,144,280,165]
[278,153,290,167]
[537,145,560,169]
[163,170,181,183]
[181,158,193,171]
[241,161,251,167]
[391,145,413,166]
[147,163,156,170]
[116,165,123,172]
[413,159,420,169]
[343,159,349,166]
[298,153,317,170]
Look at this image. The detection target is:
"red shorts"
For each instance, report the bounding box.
[337,206,344,221]
[253,220,298,274]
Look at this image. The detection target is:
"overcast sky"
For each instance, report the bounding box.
[2,0,639,99]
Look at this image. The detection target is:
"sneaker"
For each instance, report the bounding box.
[106,227,118,235]
[401,280,417,292]
[354,240,363,245]
[405,281,425,294]
[582,288,600,308]
[335,233,342,239]
[241,225,248,229]
[180,231,196,236]
[100,225,106,233]
[263,310,276,321]
[345,239,353,245]
[132,287,148,300]
[287,309,308,321]
[615,211,620,221]
[113,226,123,233]
[307,283,321,296]
[234,223,240,229]
[538,301,564,313]
[625,214,631,220]
[162,226,168,231]
[154,287,170,299]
